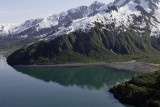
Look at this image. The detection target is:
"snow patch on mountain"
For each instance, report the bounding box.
[106,2,140,27]
[1,0,160,39]
[149,2,160,37]
[150,18,160,37]
[53,14,107,36]
[154,2,160,19]
[0,24,17,36]
[52,0,160,37]
[11,19,42,34]
[114,0,126,6]
[2,1,104,36]
[110,0,158,13]
[38,15,59,28]
[53,1,141,36]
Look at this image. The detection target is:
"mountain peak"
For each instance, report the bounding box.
[113,0,160,5]
[1,0,160,38]
[0,24,17,36]
[91,1,104,6]
[111,0,160,13]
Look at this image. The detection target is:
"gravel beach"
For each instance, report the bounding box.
[15,61,160,73]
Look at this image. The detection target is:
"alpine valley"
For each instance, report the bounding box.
[3,0,160,65]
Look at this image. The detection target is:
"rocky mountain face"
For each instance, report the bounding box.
[0,24,17,37]
[0,1,104,39]
[2,0,160,39]
[6,0,160,65]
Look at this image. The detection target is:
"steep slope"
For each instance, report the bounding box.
[7,0,160,65]
[2,0,160,39]
[0,24,17,37]
[0,1,104,39]
[51,0,160,38]
[7,23,160,65]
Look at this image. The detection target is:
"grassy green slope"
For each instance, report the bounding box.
[7,23,160,65]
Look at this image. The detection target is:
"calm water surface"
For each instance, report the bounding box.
[0,54,136,107]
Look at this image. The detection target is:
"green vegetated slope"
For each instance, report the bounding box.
[110,70,160,107]
[7,23,160,65]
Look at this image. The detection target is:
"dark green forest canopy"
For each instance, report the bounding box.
[110,70,160,107]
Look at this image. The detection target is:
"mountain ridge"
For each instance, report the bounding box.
[0,1,104,38]
[2,0,160,39]
[5,0,160,65]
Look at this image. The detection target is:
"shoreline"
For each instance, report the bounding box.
[15,61,160,73]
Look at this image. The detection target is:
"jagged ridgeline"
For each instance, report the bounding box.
[7,22,160,65]
[6,0,160,65]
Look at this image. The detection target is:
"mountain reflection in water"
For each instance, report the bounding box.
[0,54,6,67]
[15,66,136,90]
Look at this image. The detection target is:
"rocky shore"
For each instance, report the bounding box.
[15,60,160,73]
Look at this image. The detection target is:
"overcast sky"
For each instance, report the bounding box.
[0,0,114,24]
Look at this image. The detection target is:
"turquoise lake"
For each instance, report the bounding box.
[0,54,136,107]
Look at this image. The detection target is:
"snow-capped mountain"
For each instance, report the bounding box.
[53,0,160,37]
[0,24,17,36]
[1,0,160,39]
[7,0,160,66]
[0,1,104,38]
